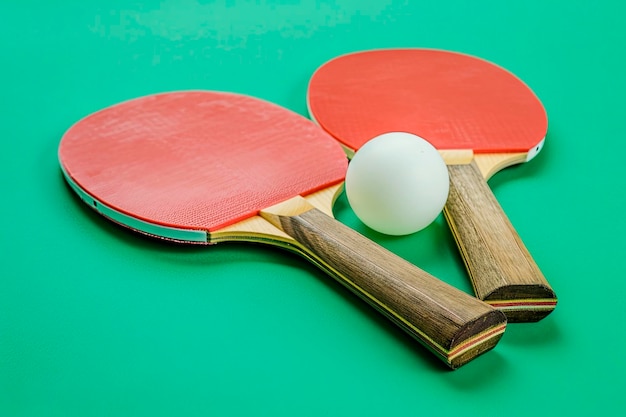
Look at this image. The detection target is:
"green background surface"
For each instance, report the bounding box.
[1,1,625,416]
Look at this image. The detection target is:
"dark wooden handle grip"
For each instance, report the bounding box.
[444,162,557,322]
[266,207,506,369]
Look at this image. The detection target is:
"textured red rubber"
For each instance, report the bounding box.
[59,91,347,232]
[308,49,547,153]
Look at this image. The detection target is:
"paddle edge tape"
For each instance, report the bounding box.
[60,165,209,244]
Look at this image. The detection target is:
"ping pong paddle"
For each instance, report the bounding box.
[58,91,506,369]
[307,49,557,322]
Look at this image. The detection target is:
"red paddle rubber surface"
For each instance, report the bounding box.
[59,91,347,232]
[308,49,547,153]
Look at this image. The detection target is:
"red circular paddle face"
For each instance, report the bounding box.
[59,91,347,232]
[308,49,547,153]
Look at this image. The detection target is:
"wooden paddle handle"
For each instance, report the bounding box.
[444,161,557,322]
[262,204,506,369]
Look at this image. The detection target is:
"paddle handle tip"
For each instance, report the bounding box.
[445,162,557,321]
[262,201,507,368]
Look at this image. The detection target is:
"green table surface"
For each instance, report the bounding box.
[2,1,625,416]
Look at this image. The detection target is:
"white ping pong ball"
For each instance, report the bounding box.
[345,132,449,236]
